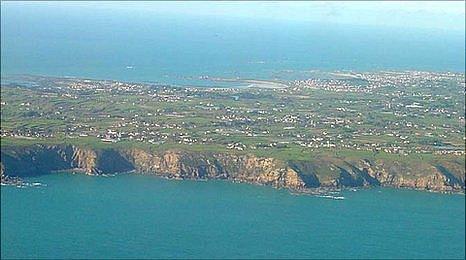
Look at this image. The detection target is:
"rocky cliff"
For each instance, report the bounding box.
[122,149,307,189]
[1,144,464,193]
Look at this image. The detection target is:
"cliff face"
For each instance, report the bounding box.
[1,145,76,176]
[121,149,306,189]
[0,145,134,176]
[358,159,465,191]
[1,145,464,193]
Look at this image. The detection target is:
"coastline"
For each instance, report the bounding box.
[3,172,465,197]
[1,73,464,195]
[210,77,290,89]
[1,144,464,195]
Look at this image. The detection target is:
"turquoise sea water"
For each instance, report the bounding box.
[1,174,465,259]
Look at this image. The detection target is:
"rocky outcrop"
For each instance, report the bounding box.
[353,158,465,192]
[1,144,464,193]
[1,145,76,176]
[71,148,98,173]
[0,145,134,176]
[121,149,306,189]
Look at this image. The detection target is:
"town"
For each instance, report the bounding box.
[1,71,464,159]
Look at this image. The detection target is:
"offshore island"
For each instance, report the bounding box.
[1,71,465,193]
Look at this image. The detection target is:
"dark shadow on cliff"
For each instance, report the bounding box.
[1,147,75,177]
[435,165,464,188]
[95,149,134,174]
[288,161,321,188]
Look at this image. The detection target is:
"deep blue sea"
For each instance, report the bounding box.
[1,174,465,259]
[1,3,465,87]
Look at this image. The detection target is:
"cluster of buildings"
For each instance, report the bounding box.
[1,72,464,157]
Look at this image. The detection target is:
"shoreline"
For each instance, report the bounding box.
[2,171,464,196]
[210,77,290,89]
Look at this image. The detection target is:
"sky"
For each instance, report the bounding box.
[3,1,465,32]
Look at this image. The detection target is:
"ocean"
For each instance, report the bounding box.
[1,173,465,259]
[1,3,465,87]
